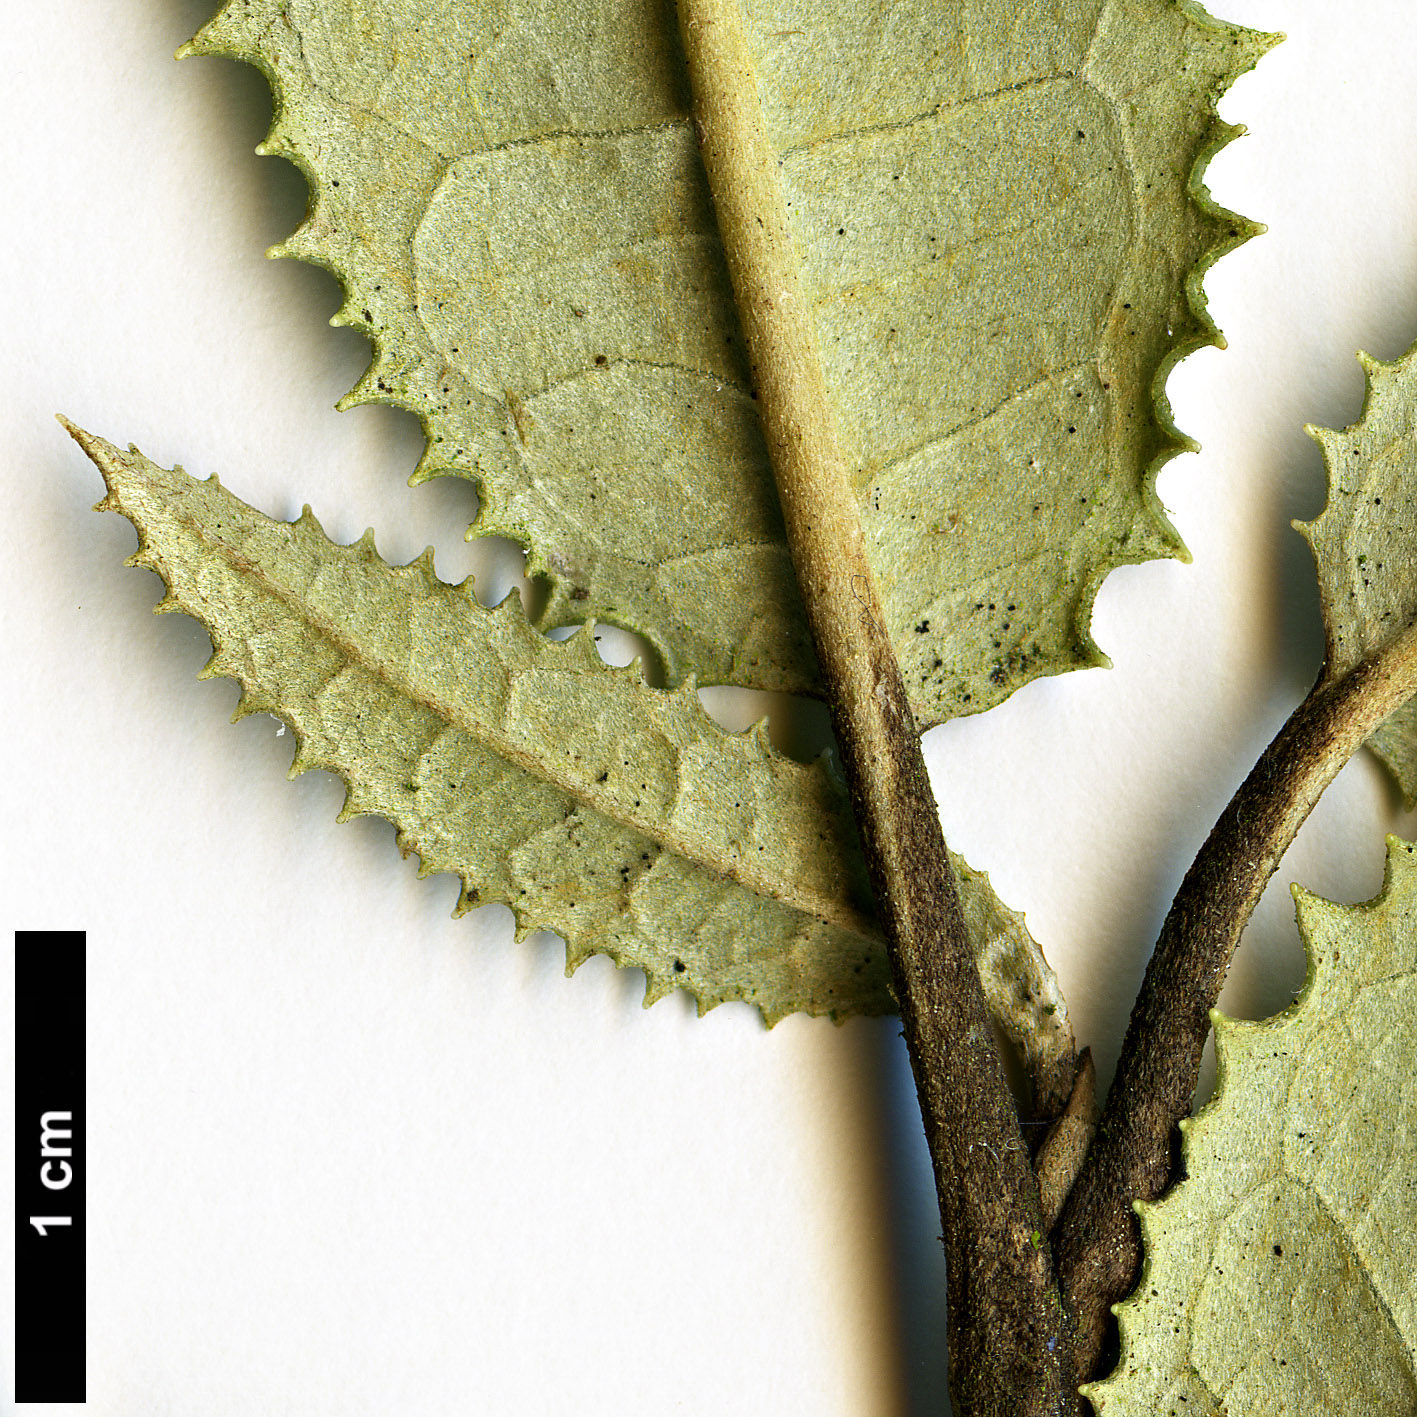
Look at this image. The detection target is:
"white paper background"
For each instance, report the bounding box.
[4,2,1416,1412]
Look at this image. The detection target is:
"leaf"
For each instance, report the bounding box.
[1303,349,1417,806]
[1085,837,1417,1416]
[72,422,1074,1088]
[180,0,1273,727]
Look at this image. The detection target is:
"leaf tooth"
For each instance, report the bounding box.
[287,742,320,778]
[336,368,383,410]
[1180,9,1282,84]
[370,365,412,402]
[328,286,376,332]
[255,135,303,166]
[270,224,322,265]
[177,5,246,59]
[197,647,235,682]
[151,588,184,616]
[329,304,363,335]
[563,622,604,671]
[232,687,275,722]
[334,789,361,824]
[402,545,439,587]
[452,884,481,919]
[1303,421,1339,458]
[759,998,791,1028]
[409,439,454,488]
[1354,348,1400,398]
[746,718,773,755]
[293,504,335,548]
[641,973,675,1009]
[490,586,527,622]
[255,124,297,161]
[563,942,593,977]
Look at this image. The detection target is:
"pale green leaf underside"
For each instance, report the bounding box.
[183,0,1272,727]
[78,427,1072,1076]
[1087,839,1417,1416]
[1304,348,1417,806]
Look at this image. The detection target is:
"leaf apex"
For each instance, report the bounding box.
[60,415,119,476]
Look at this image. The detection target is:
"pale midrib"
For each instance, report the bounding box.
[157,494,880,945]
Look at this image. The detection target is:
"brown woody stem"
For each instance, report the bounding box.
[1055,617,1417,1380]
[673,3,1072,1410]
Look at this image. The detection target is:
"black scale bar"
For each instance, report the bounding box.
[14,931,86,1403]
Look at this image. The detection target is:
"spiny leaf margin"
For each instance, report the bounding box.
[176,0,1278,727]
[72,421,1074,1090]
[1301,345,1417,807]
[1085,838,1417,1415]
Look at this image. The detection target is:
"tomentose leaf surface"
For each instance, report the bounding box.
[183,0,1274,725]
[73,423,1074,1090]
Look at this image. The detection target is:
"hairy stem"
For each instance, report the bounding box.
[1055,618,1417,1380]
[673,3,1072,1410]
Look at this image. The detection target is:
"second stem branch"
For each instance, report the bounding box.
[1055,618,1417,1380]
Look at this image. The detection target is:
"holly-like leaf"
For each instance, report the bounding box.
[181,0,1273,726]
[1303,349,1417,805]
[1086,837,1417,1415]
[71,422,1074,1095]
